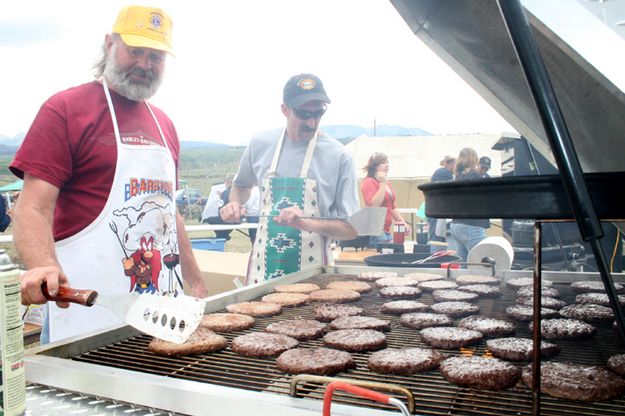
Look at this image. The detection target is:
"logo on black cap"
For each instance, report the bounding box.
[283,73,331,108]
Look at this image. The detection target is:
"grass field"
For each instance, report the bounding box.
[0,145,247,196]
[177,146,246,196]
[0,145,252,266]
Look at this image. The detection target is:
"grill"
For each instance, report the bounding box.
[28,269,624,416]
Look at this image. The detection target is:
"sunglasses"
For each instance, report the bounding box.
[290,106,327,120]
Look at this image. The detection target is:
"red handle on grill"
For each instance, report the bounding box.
[323,381,391,416]
[42,282,98,306]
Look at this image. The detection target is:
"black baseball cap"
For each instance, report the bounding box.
[283,73,331,108]
[479,156,492,168]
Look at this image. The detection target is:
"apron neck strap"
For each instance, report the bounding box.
[102,78,122,144]
[269,128,318,178]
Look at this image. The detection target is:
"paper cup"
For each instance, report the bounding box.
[403,241,415,254]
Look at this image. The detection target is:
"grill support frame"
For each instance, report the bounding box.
[532,221,543,415]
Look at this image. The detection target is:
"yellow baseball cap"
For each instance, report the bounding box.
[112,6,173,55]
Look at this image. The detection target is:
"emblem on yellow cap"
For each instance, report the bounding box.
[298,78,316,90]
[150,13,162,30]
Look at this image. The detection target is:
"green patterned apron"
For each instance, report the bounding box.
[246,129,326,285]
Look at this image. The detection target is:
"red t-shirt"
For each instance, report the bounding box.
[10,81,180,241]
[360,176,396,233]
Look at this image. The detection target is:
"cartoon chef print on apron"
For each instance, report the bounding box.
[48,79,181,343]
[246,128,328,285]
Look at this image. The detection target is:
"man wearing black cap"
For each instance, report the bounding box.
[221,73,359,284]
[479,156,492,178]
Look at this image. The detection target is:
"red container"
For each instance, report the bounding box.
[393,224,405,244]
[440,262,460,269]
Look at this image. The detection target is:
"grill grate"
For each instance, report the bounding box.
[72,273,625,415]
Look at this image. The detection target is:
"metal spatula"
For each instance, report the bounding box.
[253,207,386,236]
[345,207,386,236]
[410,250,453,264]
[43,284,205,344]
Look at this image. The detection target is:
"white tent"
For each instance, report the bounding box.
[344,133,506,211]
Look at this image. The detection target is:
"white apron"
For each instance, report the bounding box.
[48,80,180,342]
[246,129,328,285]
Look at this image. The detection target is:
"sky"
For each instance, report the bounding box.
[1,0,520,145]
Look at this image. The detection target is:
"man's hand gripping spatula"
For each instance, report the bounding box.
[42,283,206,344]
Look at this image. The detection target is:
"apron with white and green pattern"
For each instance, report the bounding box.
[246,129,327,285]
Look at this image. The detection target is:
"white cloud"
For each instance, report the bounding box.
[1,0,513,144]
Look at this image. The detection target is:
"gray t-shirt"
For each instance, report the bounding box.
[235,130,359,218]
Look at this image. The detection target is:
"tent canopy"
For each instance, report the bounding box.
[0,180,23,192]
[345,133,505,180]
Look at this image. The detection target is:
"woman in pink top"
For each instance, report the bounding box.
[360,153,408,246]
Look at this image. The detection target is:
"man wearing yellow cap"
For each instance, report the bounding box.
[10,6,207,344]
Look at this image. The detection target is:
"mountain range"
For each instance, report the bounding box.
[0,133,25,154]
[0,124,431,153]
[325,124,430,138]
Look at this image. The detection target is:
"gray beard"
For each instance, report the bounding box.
[103,45,163,101]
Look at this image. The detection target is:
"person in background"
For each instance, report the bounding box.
[431,155,455,182]
[360,152,408,247]
[220,73,359,284]
[215,173,261,244]
[478,156,492,178]
[200,173,231,222]
[242,186,260,243]
[427,155,455,245]
[203,173,236,241]
[0,194,11,232]
[202,173,260,244]
[10,5,207,344]
[449,148,490,263]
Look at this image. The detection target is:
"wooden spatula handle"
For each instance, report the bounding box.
[42,282,98,306]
